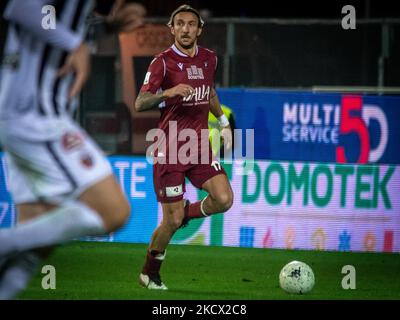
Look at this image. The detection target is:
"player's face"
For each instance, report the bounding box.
[171,12,202,49]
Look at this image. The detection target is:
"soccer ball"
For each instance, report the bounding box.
[279,260,315,294]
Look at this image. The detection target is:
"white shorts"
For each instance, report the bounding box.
[0,117,112,204]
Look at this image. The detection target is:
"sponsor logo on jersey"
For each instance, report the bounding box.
[177,63,184,70]
[182,84,210,103]
[143,72,151,85]
[165,185,183,197]
[186,65,204,80]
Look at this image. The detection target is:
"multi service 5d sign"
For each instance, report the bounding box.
[217,89,400,164]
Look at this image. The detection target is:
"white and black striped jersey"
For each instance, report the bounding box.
[0,0,93,121]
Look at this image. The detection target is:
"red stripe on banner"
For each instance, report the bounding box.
[383,230,393,252]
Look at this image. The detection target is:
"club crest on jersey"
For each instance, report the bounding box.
[186,65,204,80]
[80,153,94,168]
[62,132,83,151]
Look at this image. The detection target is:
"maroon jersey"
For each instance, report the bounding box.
[140,44,218,168]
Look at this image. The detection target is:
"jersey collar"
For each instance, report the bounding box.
[171,44,198,57]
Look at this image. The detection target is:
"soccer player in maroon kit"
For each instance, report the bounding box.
[135,4,234,289]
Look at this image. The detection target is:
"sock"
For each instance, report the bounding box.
[185,197,209,219]
[142,250,166,276]
[0,201,106,256]
[0,252,41,300]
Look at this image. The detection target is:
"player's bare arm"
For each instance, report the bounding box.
[135,83,195,112]
[209,88,225,118]
[209,88,233,149]
[101,1,146,33]
[55,1,146,100]
[58,43,91,99]
[57,2,146,100]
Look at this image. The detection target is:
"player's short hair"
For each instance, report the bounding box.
[167,4,205,28]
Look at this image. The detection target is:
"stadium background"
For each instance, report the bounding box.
[1,0,400,255]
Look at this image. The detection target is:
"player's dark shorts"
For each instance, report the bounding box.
[153,160,226,203]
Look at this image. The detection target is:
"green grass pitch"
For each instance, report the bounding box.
[19,241,400,300]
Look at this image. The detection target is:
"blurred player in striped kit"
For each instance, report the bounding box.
[0,0,144,299]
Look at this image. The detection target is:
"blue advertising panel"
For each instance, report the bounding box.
[108,156,158,243]
[0,155,15,228]
[217,89,400,164]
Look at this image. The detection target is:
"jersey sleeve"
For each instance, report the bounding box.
[213,53,218,88]
[139,56,165,94]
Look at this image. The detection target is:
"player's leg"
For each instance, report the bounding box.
[183,162,233,221]
[78,174,130,232]
[0,174,129,256]
[0,176,130,300]
[139,200,184,290]
[149,201,185,251]
[12,174,130,234]
[200,173,233,214]
[0,174,130,300]
[139,169,185,290]
[0,203,56,300]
